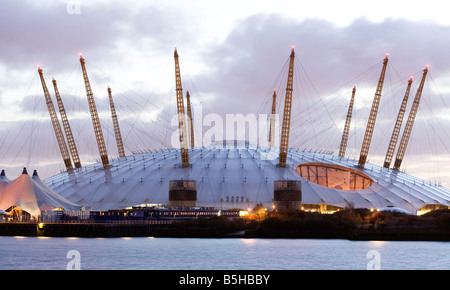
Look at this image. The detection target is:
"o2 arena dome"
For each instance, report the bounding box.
[24,48,450,216]
[44,140,450,215]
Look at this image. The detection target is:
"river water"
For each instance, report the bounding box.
[1,236,449,270]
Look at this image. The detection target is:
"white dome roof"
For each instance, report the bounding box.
[44,143,450,214]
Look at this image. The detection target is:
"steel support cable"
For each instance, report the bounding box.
[422,115,442,184]
[0,71,40,163]
[3,73,54,171]
[9,99,43,171]
[120,92,175,135]
[298,56,341,138]
[127,122,168,152]
[212,54,291,148]
[427,72,450,148]
[290,64,319,150]
[68,89,101,162]
[87,61,177,122]
[60,63,95,154]
[412,74,450,183]
[341,68,385,158]
[56,63,106,163]
[289,60,381,132]
[178,59,214,116]
[26,90,43,168]
[267,60,290,147]
[289,66,368,151]
[176,58,237,150]
[177,75,213,148]
[119,97,173,148]
[109,92,172,150]
[376,64,413,148]
[68,106,101,163]
[290,59,375,123]
[85,61,177,150]
[178,58,227,148]
[96,88,172,152]
[258,76,286,147]
[235,56,290,147]
[255,57,291,116]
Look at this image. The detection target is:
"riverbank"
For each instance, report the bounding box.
[153,208,450,241]
[2,209,450,241]
[0,221,172,238]
[1,221,450,241]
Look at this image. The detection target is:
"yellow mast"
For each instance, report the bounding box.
[393,66,428,171]
[107,87,126,158]
[37,67,73,170]
[279,47,296,167]
[268,89,277,148]
[174,48,190,167]
[358,55,389,168]
[52,77,82,168]
[383,77,413,168]
[79,54,109,168]
[338,86,356,158]
[185,89,194,148]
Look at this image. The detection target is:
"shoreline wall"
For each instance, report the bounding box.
[1,222,450,241]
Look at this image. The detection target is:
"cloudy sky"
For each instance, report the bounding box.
[1,0,450,186]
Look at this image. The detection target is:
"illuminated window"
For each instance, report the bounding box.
[297,163,373,190]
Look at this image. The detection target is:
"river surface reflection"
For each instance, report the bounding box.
[0,236,449,270]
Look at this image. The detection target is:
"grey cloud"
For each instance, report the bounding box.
[187,14,450,161]
[0,1,121,70]
[0,1,197,72]
[194,15,450,110]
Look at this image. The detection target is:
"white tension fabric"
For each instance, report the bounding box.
[0,169,81,217]
[39,142,450,215]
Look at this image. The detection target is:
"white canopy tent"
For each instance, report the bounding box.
[0,168,82,218]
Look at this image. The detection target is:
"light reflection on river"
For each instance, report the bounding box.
[0,236,449,270]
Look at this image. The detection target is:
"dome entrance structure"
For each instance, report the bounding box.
[296,163,373,190]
